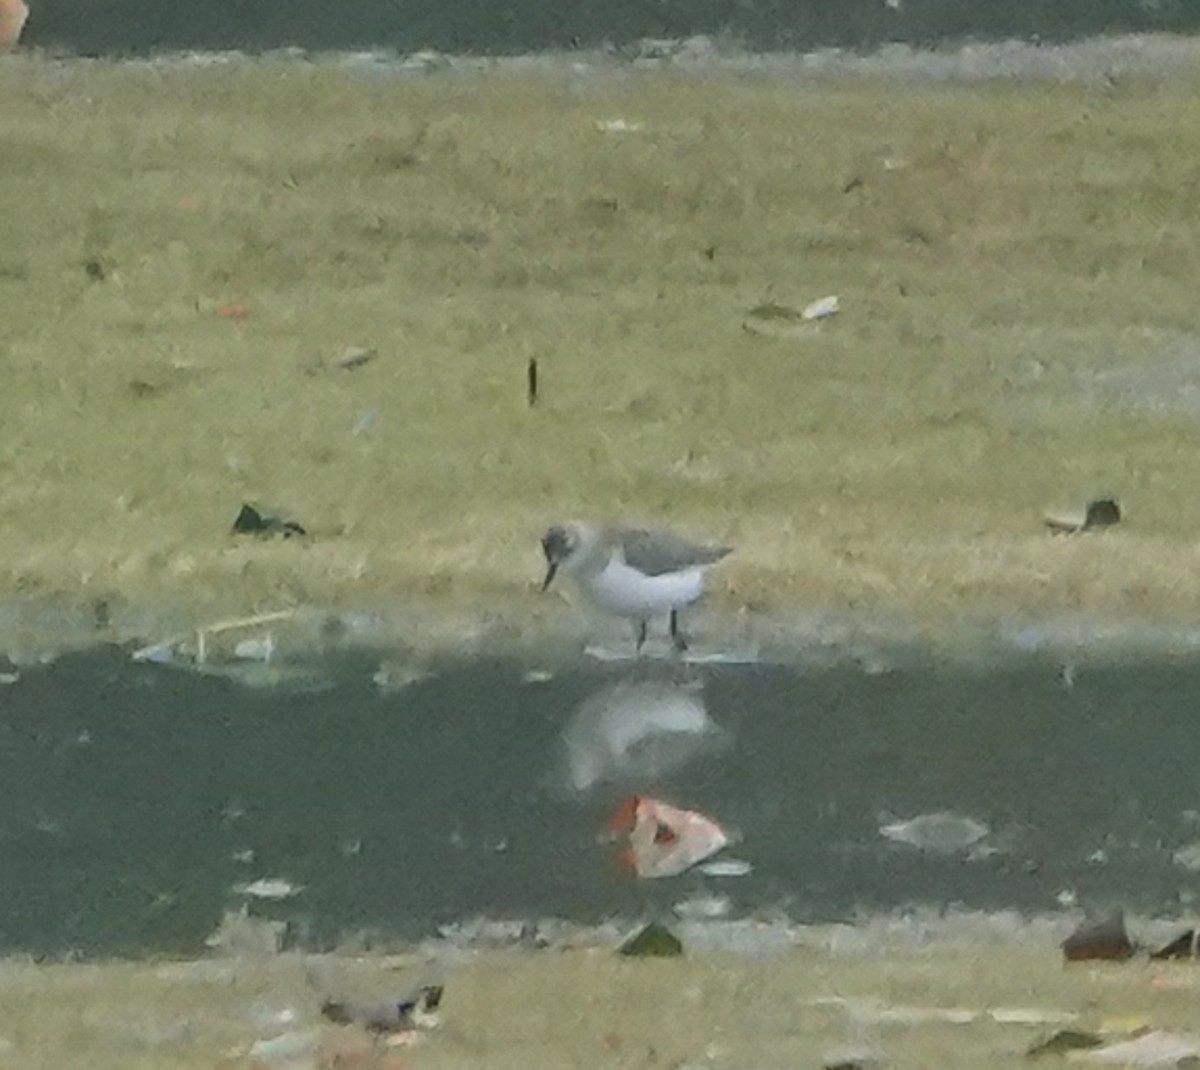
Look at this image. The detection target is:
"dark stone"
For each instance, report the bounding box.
[1082,498,1121,530]
[618,921,683,957]
[319,998,355,1025]
[1061,911,1135,962]
[232,503,307,538]
[1150,928,1197,961]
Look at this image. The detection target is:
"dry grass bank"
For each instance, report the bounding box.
[2,57,1200,627]
[3,943,1199,1070]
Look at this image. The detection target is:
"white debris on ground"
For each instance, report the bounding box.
[802,295,840,320]
[1079,1029,1200,1066]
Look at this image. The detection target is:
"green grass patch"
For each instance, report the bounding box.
[2,58,1199,624]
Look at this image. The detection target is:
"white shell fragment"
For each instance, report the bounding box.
[1044,498,1122,535]
[1078,1030,1200,1066]
[743,296,840,338]
[802,295,840,320]
[595,118,645,133]
[1044,509,1089,534]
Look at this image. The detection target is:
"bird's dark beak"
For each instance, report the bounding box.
[540,561,558,592]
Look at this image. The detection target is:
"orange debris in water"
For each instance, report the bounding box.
[610,795,729,879]
[0,0,28,50]
[216,305,250,319]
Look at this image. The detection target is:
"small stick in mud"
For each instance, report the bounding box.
[527,357,538,407]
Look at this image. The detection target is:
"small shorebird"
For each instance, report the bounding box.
[540,522,732,653]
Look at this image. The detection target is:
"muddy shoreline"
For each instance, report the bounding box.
[2,590,1200,668]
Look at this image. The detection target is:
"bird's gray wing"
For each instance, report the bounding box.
[616,527,733,576]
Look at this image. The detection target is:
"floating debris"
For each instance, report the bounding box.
[695,857,753,877]
[1044,497,1122,535]
[232,503,307,538]
[610,795,730,879]
[619,921,683,957]
[673,893,732,920]
[204,906,287,956]
[1171,841,1200,871]
[372,660,433,694]
[235,877,304,901]
[878,811,989,854]
[233,635,275,662]
[131,642,175,665]
[1061,911,1135,962]
[130,610,304,683]
[435,917,531,948]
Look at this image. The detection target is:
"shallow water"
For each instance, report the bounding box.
[2,643,1199,957]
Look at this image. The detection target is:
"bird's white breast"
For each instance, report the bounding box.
[580,558,706,617]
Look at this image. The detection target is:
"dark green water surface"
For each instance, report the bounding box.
[1,645,1197,956]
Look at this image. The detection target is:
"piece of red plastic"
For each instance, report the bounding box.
[611,795,729,879]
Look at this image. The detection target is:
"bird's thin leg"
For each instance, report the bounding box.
[669,610,689,652]
[634,619,648,654]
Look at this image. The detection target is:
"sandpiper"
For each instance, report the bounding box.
[540,522,732,653]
